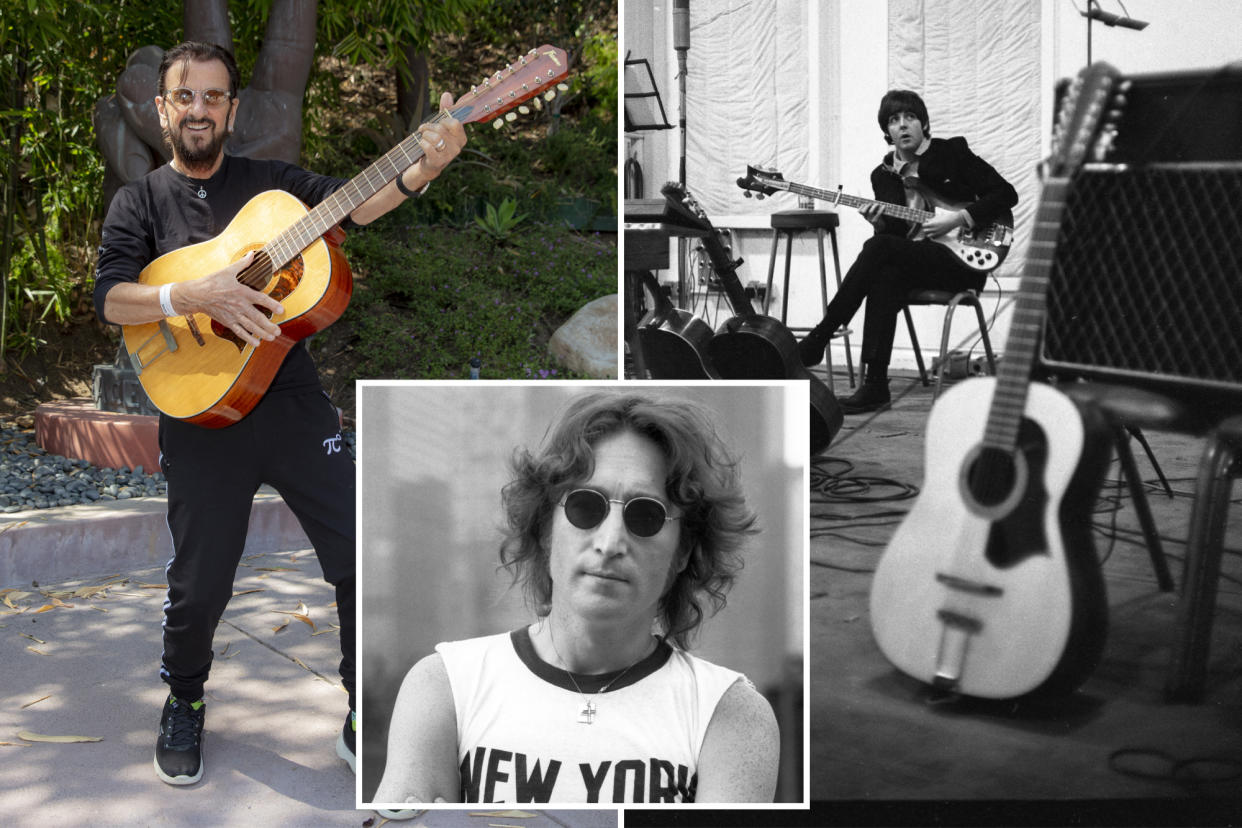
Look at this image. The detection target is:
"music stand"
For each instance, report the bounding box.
[624,54,672,132]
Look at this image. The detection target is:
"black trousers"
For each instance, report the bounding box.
[819,234,984,370]
[157,388,356,711]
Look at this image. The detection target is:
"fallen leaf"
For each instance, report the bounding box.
[0,741,32,747]
[272,619,289,634]
[255,566,299,572]
[138,584,167,590]
[20,694,51,709]
[26,646,49,656]
[232,588,264,597]
[20,633,45,644]
[311,624,340,637]
[17,731,102,744]
[292,656,310,671]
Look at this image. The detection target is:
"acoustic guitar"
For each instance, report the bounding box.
[637,271,720,379]
[737,165,1014,273]
[123,46,569,427]
[868,63,1125,699]
[660,182,843,454]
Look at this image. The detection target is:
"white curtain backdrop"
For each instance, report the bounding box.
[889,0,1043,278]
[683,1,812,217]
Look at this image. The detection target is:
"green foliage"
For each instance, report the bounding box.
[0,0,180,359]
[474,198,528,241]
[0,0,616,374]
[327,205,615,379]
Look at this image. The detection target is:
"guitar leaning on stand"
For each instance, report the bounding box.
[636,271,720,379]
[867,63,1126,699]
[660,182,843,454]
[123,46,569,427]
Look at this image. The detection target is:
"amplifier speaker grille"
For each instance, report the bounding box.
[1042,164,1242,397]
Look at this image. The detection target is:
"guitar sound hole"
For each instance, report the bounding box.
[966,446,1017,508]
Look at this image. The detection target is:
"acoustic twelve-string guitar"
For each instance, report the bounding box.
[868,62,1126,699]
[124,46,568,427]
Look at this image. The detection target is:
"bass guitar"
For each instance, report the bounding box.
[737,165,1014,273]
[660,182,843,454]
[868,63,1125,699]
[124,46,569,427]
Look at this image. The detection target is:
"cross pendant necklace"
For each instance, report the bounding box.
[547,622,644,726]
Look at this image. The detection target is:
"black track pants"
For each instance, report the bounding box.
[157,388,356,711]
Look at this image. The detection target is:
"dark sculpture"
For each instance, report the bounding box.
[93,0,319,208]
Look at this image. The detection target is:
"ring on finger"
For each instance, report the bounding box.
[435,138,446,151]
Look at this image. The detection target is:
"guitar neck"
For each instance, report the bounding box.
[780,180,933,225]
[699,227,753,316]
[983,177,1069,450]
[263,111,456,268]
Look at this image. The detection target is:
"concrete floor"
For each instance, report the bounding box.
[807,368,1242,822]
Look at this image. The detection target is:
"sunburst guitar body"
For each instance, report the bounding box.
[123,191,349,426]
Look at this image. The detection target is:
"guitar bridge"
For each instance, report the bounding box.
[129,319,179,375]
[932,609,982,690]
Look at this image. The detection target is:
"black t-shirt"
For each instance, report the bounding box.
[94,154,350,394]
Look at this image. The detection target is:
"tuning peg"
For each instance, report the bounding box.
[544,90,556,101]
[493,119,504,130]
[742,191,752,198]
[505,111,517,122]
[756,194,766,200]
[533,97,543,111]
[519,105,530,115]
[557,82,569,92]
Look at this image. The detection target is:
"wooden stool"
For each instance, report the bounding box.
[765,210,854,388]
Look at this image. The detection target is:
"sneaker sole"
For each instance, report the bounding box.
[336,731,356,773]
[154,753,203,786]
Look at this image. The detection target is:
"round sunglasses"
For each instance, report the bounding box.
[559,488,680,538]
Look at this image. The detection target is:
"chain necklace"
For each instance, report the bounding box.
[545,622,651,725]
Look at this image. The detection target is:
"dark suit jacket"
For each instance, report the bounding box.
[870,135,1017,237]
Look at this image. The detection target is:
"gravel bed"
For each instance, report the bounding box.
[0,424,355,513]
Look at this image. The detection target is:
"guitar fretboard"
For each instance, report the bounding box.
[773,180,935,225]
[260,108,465,272]
[983,177,1068,450]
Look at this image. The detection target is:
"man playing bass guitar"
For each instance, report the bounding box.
[797,89,1018,413]
[93,41,465,788]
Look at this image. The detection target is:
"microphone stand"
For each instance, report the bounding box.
[674,0,690,308]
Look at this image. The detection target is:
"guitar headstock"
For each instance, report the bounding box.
[1047,62,1127,177]
[449,45,570,129]
[736,165,789,199]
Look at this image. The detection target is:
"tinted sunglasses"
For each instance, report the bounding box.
[559,488,680,538]
[164,87,232,108]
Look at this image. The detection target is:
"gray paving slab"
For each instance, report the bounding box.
[0,533,620,827]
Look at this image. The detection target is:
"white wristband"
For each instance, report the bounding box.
[159,283,177,317]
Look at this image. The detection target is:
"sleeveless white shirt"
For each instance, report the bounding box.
[436,627,744,803]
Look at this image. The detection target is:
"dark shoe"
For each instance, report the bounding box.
[336,709,356,772]
[840,380,891,414]
[154,694,205,786]
[798,329,831,367]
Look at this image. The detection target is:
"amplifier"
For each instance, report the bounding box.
[1041,162,1242,404]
